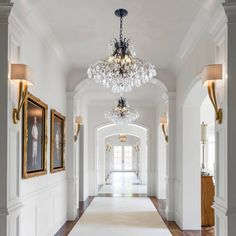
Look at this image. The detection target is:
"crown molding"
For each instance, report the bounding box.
[9,3,66,66]
[172,8,211,74]
[172,2,223,74]
[208,6,227,38]
[0,2,13,23]
[223,2,236,23]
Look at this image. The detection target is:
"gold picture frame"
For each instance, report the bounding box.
[50,109,66,173]
[22,93,48,179]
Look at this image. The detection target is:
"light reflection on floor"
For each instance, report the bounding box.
[98,172,147,195]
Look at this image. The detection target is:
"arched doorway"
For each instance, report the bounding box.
[95,124,149,196]
[182,79,215,229]
[66,76,175,220]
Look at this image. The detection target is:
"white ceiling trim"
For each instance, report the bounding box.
[172,1,223,74]
[10,2,66,65]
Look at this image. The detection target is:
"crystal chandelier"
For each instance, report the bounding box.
[87,8,157,93]
[105,97,139,124]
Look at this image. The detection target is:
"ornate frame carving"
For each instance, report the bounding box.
[22,92,48,179]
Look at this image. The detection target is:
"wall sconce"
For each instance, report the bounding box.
[160,114,168,143]
[10,64,33,124]
[74,115,83,142]
[119,134,127,142]
[106,143,112,152]
[133,144,140,152]
[202,64,223,124]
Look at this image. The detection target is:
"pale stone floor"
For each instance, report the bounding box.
[98,172,147,195]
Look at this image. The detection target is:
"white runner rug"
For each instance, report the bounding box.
[69,197,172,236]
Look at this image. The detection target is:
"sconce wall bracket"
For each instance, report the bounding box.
[207,81,222,124]
[74,123,81,142]
[13,81,28,124]
[161,124,168,143]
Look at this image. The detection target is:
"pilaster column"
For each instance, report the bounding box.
[66,92,78,220]
[219,3,236,236]
[165,92,176,220]
[0,2,13,236]
[209,2,236,236]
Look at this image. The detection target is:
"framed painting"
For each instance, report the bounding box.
[22,93,48,178]
[50,109,65,173]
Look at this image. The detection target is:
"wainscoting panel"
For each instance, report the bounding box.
[21,181,67,236]
[8,128,20,203]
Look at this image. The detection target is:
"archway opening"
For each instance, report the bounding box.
[96,124,148,196]
[182,79,215,230]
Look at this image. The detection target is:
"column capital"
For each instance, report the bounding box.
[223,2,236,23]
[0,2,13,23]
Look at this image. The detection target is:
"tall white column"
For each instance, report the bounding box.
[0,2,13,236]
[214,3,236,236]
[66,92,79,220]
[165,92,176,220]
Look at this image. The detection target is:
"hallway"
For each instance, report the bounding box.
[1,1,235,236]
[69,197,172,236]
[99,172,147,196]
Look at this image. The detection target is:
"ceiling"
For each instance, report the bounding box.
[79,79,166,107]
[14,0,212,71]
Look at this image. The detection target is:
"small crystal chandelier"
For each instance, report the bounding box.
[105,97,139,124]
[87,8,157,93]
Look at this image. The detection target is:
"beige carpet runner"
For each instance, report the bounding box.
[69,197,172,236]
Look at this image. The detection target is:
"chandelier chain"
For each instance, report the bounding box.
[120,15,123,42]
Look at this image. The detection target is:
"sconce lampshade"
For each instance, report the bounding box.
[202,64,222,86]
[160,114,167,125]
[75,115,83,124]
[10,64,33,85]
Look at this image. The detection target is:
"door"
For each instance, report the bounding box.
[113,145,133,171]
[124,146,132,170]
[113,146,122,170]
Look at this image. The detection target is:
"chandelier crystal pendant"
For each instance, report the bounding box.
[105,96,139,125]
[87,8,157,93]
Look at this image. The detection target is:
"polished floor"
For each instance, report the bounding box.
[69,197,172,236]
[150,198,215,236]
[98,172,147,196]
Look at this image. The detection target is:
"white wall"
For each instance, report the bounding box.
[8,7,67,236]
